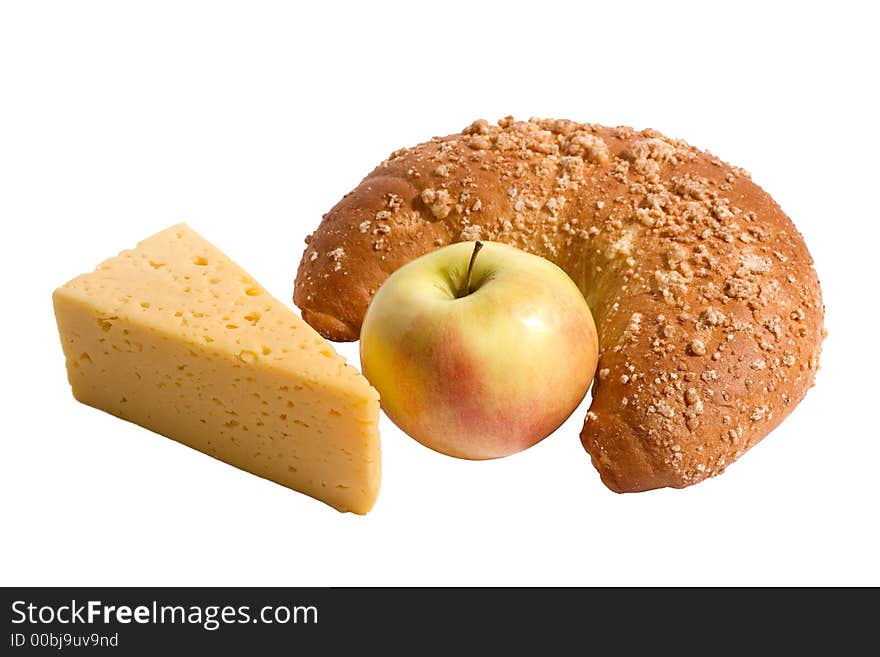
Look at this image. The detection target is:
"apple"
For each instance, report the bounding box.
[359,241,598,459]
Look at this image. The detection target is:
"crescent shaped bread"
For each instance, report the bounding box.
[293,117,824,493]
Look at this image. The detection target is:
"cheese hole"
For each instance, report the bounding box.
[193,256,208,266]
[236,350,257,364]
[140,302,151,309]
[245,287,260,296]
[226,324,239,330]
[244,312,261,324]
[262,346,271,355]
[148,260,164,269]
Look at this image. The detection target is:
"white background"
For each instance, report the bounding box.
[1,1,877,586]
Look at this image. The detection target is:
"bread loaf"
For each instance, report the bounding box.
[293,117,824,492]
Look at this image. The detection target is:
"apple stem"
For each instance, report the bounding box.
[462,241,483,297]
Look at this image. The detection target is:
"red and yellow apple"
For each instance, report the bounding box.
[359,241,598,459]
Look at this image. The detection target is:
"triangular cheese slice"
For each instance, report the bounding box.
[52,224,380,513]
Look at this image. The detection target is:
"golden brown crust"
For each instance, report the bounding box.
[294,117,824,492]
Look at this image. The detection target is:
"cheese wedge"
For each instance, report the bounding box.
[52,224,380,514]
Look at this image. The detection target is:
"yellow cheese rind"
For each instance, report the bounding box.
[52,224,380,514]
